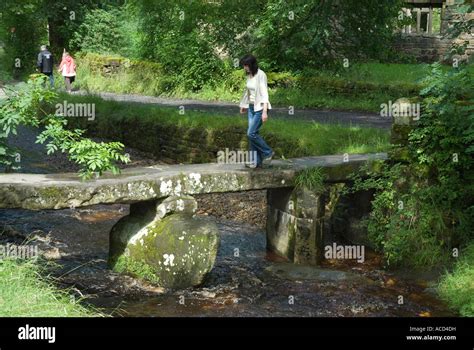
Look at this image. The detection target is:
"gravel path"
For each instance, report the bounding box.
[75,91,391,129]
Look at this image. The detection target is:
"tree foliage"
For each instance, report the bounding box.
[0,0,48,76]
[126,0,405,87]
[0,0,126,75]
[253,0,404,70]
[70,8,127,55]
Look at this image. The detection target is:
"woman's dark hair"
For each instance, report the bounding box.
[239,54,258,76]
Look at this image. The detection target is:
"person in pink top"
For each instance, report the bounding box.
[58,52,77,93]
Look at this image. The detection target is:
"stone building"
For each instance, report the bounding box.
[396,0,473,63]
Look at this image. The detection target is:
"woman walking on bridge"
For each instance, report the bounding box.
[239,54,274,168]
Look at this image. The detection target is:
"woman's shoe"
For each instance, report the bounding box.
[262,151,274,166]
[245,162,258,169]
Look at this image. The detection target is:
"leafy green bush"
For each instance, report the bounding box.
[266,72,298,88]
[348,63,474,268]
[36,118,128,179]
[0,1,48,79]
[254,0,404,71]
[152,31,225,92]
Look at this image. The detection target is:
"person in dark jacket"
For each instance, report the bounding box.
[37,45,54,88]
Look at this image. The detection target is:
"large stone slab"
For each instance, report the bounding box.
[0,153,387,210]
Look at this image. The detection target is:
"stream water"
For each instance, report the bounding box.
[0,127,455,317]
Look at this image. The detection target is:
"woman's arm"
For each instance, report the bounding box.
[261,73,269,99]
[262,103,268,122]
[239,85,249,113]
[260,72,269,122]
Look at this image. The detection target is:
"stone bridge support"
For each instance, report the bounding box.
[108,195,220,289]
[266,187,326,265]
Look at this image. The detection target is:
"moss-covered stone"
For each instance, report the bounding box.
[388,147,411,163]
[109,196,220,289]
[113,255,161,285]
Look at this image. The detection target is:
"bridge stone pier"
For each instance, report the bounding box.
[0,153,387,288]
[267,187,326,265]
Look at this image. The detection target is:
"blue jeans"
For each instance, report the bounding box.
[247,104,273,166]
[43,73,54,88]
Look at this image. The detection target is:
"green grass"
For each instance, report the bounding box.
[270,88,387,112]
[301,62,474,84]
[177,80,391,112]
[269,119,389,156]
[294,167,326,193]
[70,52,166,95]
[62,94,390,158]
[438,243,474,317]
[331,62,431,85]
[0,258,103,317]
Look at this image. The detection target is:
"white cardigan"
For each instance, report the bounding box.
[239,69,272,112]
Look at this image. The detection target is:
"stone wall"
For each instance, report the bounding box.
[395,6,473,63]
[395,32,473,63]
[69,117,300,165]
[395,34,454,62]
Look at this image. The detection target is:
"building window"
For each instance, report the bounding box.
[401,6,443,36]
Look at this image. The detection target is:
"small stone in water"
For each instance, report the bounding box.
[201,291,216,298]
[43,247,61,260]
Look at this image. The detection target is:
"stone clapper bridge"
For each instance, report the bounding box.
[0,153,387,289]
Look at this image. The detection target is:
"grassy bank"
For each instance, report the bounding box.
[438,243,474,317]
[60,94,390,162]
[0,258,102,317]
[72,52,447,112]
